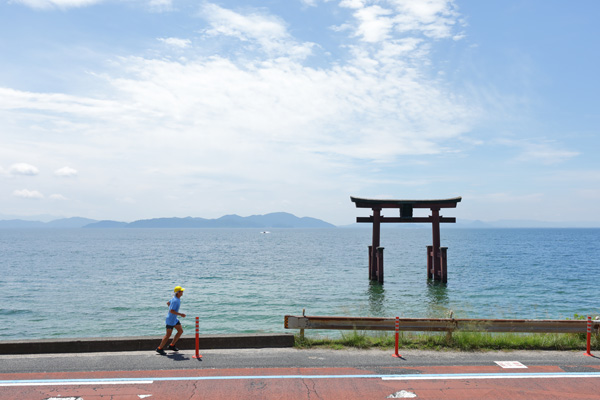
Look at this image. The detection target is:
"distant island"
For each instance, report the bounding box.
[0,212,336,229]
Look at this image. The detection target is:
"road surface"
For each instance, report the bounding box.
[1,348,599,399]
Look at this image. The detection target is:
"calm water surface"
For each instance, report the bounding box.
[1,228,598,340]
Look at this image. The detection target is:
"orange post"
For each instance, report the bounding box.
[584,316,593,357]
[193,316,202,359]
[392,317,401,358]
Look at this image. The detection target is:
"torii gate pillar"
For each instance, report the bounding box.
[369,207,381,281]
[351,196,461,283]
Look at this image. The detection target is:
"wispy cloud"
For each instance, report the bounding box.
[13,189,44,199]
[12,0,103,10]
[0,87,121,116]
[9,163,39,176]
[0,0,475,221]
[12,0,175,11]
[1,2,472,169]
[499,138,579,165]
[158,37,191,49]
[54,166,78,177]
[148,0,173,12]
[340,0,461,42]
[200,3,315,58]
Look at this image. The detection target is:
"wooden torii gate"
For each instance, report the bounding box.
[351,196,462,284]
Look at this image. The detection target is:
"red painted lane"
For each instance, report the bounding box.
[2,366,600,400]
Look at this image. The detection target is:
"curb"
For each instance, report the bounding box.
[0,333,295,355]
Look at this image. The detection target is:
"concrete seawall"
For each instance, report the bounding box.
[0,333,295,355]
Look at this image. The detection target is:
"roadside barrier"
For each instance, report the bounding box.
[193,317,202,359]
[585,316,593,357]
[284,315,600,334]
[392,316,401,358]
[284,314,599,355]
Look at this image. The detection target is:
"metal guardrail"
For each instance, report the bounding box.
[284,315,600,334]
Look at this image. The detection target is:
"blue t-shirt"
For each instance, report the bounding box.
[165,295,181,326]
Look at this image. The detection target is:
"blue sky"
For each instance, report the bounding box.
[1,0,598,225]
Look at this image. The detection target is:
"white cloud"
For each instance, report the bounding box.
[13,189,44,199]
[148,0,173,12]
[500,139,579,165]
[341,0,461,43]
[0,1,474,216]
[158,37,191,49]
[12,0,103,10]
[9,163,39,176]
[55,166,78,177]
[340,0,366,9]
[390,0,460,39]
[13,0,175,12]
[521,148,579,164]
[0,0,474,223]
[353,5,394,43]
[96,52,473,163]
[202,4,287,40]
[49,194,68,200]
[201,3,315,58]
[0,87,121,116]
[0,2,470,169]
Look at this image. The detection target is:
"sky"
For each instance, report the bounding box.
[1,0,599,226]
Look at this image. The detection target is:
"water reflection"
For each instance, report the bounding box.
[367,281,386,315]
[426,280,451,318]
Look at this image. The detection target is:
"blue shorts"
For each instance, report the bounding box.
[166,321,181,330]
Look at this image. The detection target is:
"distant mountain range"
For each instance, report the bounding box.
[1,214,598,229]
[0,213,335,229]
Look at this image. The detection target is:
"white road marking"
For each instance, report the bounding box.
[1,380,153,387]
[381,373,600,380]
[388,390,417,398]
[44,398,83,400]
[2,372,600,387]
[495,361,527,369]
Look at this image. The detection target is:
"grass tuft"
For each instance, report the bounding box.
[294,329,599,351]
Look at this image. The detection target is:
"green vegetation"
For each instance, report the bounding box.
[294,329,599,351]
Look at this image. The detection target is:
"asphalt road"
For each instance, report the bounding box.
[1,348,599,399]
[1,348,599,373]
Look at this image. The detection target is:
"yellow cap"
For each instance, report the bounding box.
[174,286,185,293]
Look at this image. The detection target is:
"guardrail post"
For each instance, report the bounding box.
[392,317,401,358]
[193,316,202,359]
[585,316,593,357]
[300,308,306,340]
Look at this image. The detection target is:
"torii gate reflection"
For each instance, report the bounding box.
[351,196,462,284]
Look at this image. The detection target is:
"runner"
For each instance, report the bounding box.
[156,286,186,355]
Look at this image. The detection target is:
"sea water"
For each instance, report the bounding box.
[0,228,598,340]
